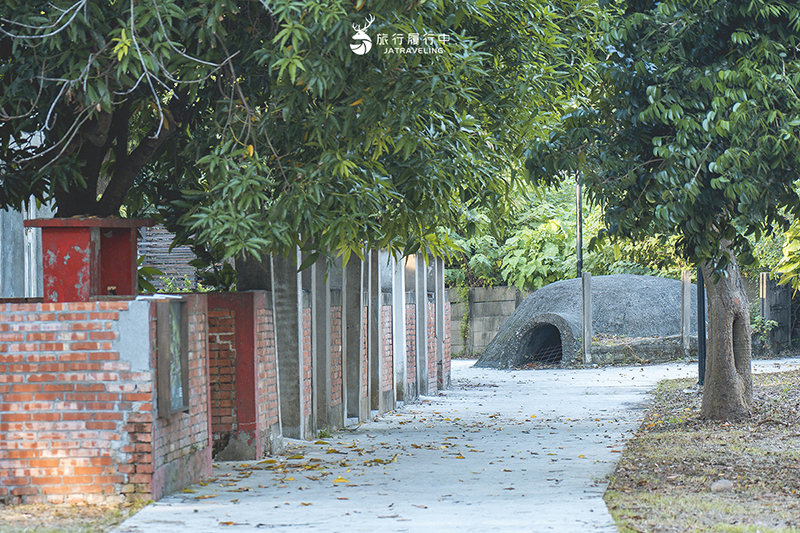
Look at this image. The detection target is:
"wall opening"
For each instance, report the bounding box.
[520,323,562,365]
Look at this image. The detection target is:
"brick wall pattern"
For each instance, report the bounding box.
[405,303,416,392]
[256,306,280,448]
[302,308,313,421]
[380,305,393,393]
[442,301,451,390]
[361,306,369,400]
[0,297,211,505]
[427,301,437,393]
[207,307,236,449]
[150,294,211,500]
[330,306,343,407]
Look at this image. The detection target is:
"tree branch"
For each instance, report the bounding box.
[97,105,178,216]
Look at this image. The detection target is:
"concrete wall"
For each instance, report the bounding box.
[0,203,52,299]
[448,286,527,357]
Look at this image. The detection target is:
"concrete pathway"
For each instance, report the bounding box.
[114,357,800,533]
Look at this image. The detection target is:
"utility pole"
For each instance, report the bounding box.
[697,267,706,386]
[576,177,583,278]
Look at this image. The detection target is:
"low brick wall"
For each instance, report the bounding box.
[440,301,451,389]
[302,306,313,430]
[380,305,394,395]
[206,292,281,461]
[330,306,343,410]
[0,296,211,504]
[427,301,437,394]
[1,275,451,502]
[405,303,417,398]
[208,306,237,453]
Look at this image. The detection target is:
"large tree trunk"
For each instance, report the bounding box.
[700,251,752,420]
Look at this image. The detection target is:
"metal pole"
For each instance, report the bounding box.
[582,272,592,364]
[576,178,583,278]
[697,267,706,386]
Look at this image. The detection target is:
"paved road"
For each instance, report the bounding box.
[114,358,800,533]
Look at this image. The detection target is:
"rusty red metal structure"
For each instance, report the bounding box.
[23,218,154,302]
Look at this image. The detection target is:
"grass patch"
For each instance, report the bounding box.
[0,502,147,533]
[605,370,800,532]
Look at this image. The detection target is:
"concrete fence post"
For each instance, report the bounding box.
[271,248,307,440]
[342,253,366,423]
[681,270,692,359]
[369,249,380,412]
[393,255,407,402]
[415,252,429,396]
[312,255,332,433]
[582,272,592,364]
[435,257,446,390]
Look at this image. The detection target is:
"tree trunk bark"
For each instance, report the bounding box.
[700,250,752,420]
[235,254,273,291]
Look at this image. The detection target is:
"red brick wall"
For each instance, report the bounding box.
[207,291,280,459]
[427,301,437,393]
[0,297,210,505]
[330,306,343,407]
[362,306,369,400]
[256,305,280,448]
[207,307,236,450]
[381,305,393,393]
[150,294,211,501]
[442,301,451,389]
[302,307,313,422]
[405,303,416,392]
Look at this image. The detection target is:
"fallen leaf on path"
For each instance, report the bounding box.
[195,495,217,499]
[333,476,349,483]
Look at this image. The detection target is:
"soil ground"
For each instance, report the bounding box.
[605,369,800,532]
[0,503,138,533]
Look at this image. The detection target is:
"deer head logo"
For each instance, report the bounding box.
[350,14,375,55]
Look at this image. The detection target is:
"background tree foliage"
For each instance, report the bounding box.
[0,0,599,266]
[527,0,800,419]
[445,180,689,291]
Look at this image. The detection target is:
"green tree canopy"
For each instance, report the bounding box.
[1,0,598,263]
[527,0,800,419]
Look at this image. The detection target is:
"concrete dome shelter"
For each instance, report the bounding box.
[474,274,698,368]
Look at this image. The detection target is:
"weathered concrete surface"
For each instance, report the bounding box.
[448,286,527,357]
[475,275,698,368]
[113,357,800,533]
[0,209,25,298]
